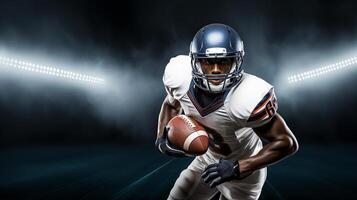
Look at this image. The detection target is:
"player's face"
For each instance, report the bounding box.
[199,58,234,85]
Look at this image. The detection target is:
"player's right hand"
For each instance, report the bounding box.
[155,127,187,157]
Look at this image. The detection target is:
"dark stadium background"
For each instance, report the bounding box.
[0,0,356,199]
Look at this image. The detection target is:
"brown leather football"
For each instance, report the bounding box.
[167,115,209,155]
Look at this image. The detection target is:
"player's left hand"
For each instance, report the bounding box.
[202,158,240,188]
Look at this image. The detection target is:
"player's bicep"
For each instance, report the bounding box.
[253,114,282,142]
[246,88,278,128]
[253,114,298,153]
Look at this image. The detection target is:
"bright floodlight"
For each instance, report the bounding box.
[0,56,105,84]
[288,56,357,84]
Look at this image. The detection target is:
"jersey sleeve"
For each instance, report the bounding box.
[227,74,278,128]
[246,88,278,127]
[162,55,192,103]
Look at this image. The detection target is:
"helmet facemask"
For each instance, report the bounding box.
[191,54,244,93]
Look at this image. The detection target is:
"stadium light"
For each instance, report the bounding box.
[288,56,357,84]
[0,56,105,84]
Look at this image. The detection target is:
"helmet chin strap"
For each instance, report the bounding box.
[205,79,226,93]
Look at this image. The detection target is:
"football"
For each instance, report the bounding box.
[167,115,209,155]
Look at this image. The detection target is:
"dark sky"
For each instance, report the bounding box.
[0,0,356,144]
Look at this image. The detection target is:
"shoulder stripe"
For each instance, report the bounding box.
[252,88,274,114]
[247,88,277,123]
[247,109,268,122]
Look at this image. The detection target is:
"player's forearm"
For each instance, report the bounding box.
[237,114,299,174]
[157,96,181,138]
[238,135,298,174]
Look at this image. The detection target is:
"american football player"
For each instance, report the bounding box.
[155,23,298,200]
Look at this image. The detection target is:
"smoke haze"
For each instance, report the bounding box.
[0,0,356,144]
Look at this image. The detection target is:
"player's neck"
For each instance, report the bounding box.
[193,87,224,108]
[196,87,224,98]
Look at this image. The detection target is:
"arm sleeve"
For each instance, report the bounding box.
[164,85,176,105]
[246,88,278,127]
[227,74,278,128]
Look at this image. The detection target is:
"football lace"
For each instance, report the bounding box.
[178,115,196,128]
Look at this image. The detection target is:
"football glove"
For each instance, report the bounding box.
[202,158,240,188]
[155,127,187,157]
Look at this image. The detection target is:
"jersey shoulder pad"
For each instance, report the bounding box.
[162,55,192,100]
[227,73,278,127]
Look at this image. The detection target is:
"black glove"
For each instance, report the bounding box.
[155,127,187,157]
[202,158,240,188]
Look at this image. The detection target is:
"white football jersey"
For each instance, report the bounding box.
[163,55,278,159]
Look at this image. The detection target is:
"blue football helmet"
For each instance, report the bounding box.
[190,23,245,93]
